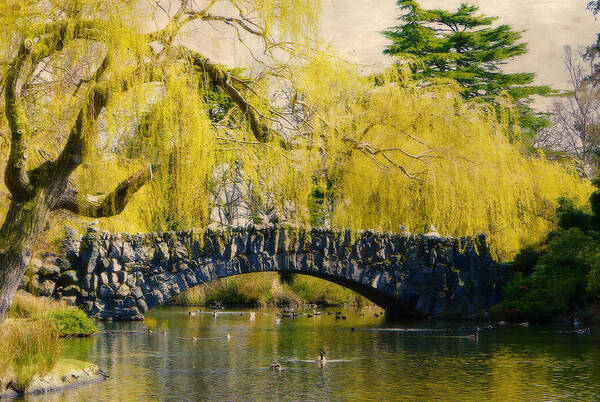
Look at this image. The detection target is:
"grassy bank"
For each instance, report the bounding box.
[0,291,97,391]
[172,273,372,307]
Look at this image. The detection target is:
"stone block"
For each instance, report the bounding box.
[38,263,61,278]
[62,285,82,297]
[36,279,56,297]
[136,298,148,313]
[108,258,121,272]
[131,286,143,299]
[116,284,131,297]
[124,296,136,308]
[122,242,135,262]
[58,270,78,286]
[63,296,77,306]
[99,284,114,299]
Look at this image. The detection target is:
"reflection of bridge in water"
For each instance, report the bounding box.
[59,226,510,320]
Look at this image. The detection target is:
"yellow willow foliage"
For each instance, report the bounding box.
[293,59,592,260]
[243,0,320,41]
[137,67,215,231]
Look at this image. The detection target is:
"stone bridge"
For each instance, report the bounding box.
[47,226,510,320]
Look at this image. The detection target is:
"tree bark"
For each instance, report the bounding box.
[0,180,65,322]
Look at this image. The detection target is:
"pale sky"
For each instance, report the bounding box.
[320,0,600,90]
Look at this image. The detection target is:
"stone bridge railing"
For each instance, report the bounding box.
[30,226,511,320]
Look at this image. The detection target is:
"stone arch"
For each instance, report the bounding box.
[58,226,510,320]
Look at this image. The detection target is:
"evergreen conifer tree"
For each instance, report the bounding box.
[383,1,554,138]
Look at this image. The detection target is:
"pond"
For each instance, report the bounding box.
[27,306,600,400]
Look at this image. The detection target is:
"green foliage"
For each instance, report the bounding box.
[7,291,96,336]
[511,247,539,276]
[382,0,554,137]
[46,309,97,337]
[308,184,326,226]
[588,1,600,16]
[496,175,600,321]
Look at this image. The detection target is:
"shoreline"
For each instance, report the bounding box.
[0,362,106,399]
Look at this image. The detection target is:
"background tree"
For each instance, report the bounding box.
[534,46,600,178]
[382,0,554,138]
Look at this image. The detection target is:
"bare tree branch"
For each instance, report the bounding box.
[52,83,110,179]
[53,163,157,217]
[187,50,274,143]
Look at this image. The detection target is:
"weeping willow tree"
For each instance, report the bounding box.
[0,0,320,322]
[288,58,592,260]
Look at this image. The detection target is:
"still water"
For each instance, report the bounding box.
[33,306,600,400]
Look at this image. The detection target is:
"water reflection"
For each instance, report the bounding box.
[22,306,600,400]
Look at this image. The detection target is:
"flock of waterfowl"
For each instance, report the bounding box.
[186,306,386,325]
[98,307,592,376]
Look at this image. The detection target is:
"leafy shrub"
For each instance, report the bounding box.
[495,175,600,321]
[47,309,97,337]
[511,247,539,276]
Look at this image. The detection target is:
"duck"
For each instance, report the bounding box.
[225,333,231,341]
[269,362,283,371]
[577,328,591,336]
[161,329,167,335]
[518,321,529,327]
[191,337,198,342]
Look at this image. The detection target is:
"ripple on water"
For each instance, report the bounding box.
[51,306,600,401]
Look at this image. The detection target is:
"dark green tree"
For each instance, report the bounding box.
[588,0,600,16]
[383,1,554,138]
[494,157,600,321]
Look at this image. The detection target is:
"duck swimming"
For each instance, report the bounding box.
[269,362,283,371]
[319,350,327,364]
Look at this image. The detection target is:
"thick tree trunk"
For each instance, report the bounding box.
[0,184,62,323]
[0,248,33,322]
